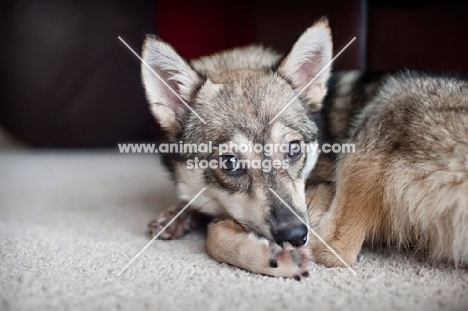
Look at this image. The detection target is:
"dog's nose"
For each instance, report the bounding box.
[273,224,308,247]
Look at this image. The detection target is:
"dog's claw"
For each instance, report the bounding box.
[269,259,278,268]
[265,241,310,278]
[147,208,191,240]
[302,271,309,277]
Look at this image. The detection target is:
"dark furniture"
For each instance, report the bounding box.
[1,0,467,147]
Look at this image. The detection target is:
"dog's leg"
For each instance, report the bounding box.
[206,219,310,278]
[306,183,335,228]
[147,201,191,240]
[310,153,386,267]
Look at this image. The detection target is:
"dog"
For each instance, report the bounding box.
[141,17,468,278]
[142,17,332,278]
[308,70,468,269]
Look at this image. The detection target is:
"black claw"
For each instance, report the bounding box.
[357,253,362,262]
[269,259,278,268]
[293,275,301,281]
[302,271,309,277]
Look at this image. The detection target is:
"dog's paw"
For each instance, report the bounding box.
[265,241,310,280]
[147,209,191,240]
[311,238,357,268]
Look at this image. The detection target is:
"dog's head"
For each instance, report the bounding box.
[142,18,332,246]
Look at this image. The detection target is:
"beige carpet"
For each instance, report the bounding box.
[1,151,467,311]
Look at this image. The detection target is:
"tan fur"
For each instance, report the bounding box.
[206,219,309,277]
[311,152,388,267]
[305,183,334,228]
[306,153,335,185]
[142,15,468,277]
[310,73,468,268]
[142,18,333,278]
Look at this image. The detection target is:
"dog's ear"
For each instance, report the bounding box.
[277,17,332,110]
[141,36,202,137]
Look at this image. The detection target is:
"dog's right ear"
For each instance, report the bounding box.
[141,36,202,137]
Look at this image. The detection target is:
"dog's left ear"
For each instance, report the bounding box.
[277,17,333,110]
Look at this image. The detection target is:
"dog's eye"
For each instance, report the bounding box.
[219,155,245,175]
[288,141,302,159]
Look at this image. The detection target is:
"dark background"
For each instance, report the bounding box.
[1,0,467,147]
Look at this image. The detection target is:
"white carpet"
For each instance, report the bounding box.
[1,151,467,311]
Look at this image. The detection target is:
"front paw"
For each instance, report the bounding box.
[265,241,310,280]
[311,237,356,268]
[147,209,191,240]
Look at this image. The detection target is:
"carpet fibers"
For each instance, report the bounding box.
[1,152,467,311]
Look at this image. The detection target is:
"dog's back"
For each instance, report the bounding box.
[364,73,468,264]
[311,72,468,267]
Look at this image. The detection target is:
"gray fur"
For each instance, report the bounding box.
[141,19,333,241]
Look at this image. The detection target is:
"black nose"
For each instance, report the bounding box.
[273,224,308,247]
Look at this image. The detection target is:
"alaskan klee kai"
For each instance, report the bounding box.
[141,17,468,278]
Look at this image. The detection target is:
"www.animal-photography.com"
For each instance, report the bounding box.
[1,1,467,310]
